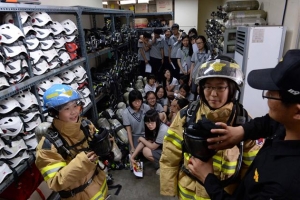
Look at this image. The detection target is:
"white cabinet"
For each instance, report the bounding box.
[174,0,198,33]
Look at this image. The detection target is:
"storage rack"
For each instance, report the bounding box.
[134,11,173,32]
[0,3,134,197]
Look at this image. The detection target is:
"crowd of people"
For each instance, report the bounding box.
[34,21,300,200]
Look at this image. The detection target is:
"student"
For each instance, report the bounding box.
[149,28,164,82]
[122,89,150,153]
[144,74,157,93]
[35,84,108,200]
[168,23,182,79]
[162,28,172,81]
[155,85,168,113]
[130,109,168,175]
[138,31,152,77]
[176,33,193,76]
[187,28,198,53]
[145,91,167,122]
[174,83,194,102]
[162,69,179,99]
[188,49,300,199]
[160,56,263,200]
[168,98,189,123]
[189,35,210,95]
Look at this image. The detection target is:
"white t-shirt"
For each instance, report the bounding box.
[144,83,156,93]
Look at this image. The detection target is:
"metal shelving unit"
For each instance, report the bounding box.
[134,11,173,18]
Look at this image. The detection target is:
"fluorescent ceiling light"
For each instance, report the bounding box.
[103,1,108,5]
[119,0,136,5]
[138,0,149,3]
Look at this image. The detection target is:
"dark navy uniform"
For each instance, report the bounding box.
[204,114,300,200]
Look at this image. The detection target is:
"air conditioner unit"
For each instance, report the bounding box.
[234,26,286,118]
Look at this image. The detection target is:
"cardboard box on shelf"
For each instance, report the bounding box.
[135,3,148,13]
[156,0,173,12]
[121,4,134,11]
[108,1,119,9]
[149,4,156,12]
[169,20,174,27]
[135,18,148,28]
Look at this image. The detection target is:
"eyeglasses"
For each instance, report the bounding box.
[262,90,282,101]
[203,86,228,92]
[145,121,156,126]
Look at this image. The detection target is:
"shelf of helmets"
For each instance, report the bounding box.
[0,10,93,195]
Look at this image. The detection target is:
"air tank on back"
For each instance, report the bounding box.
[228,10,267,20]
[222,1,259,12]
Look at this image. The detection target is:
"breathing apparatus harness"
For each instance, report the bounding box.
[181,99,248,187]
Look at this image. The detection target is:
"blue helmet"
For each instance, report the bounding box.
[43,84,81,110]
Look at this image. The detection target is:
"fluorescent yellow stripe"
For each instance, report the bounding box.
[178,183,210,200]
[90,179,107,200]
[41,162,66,181]
[243,150,259,166]
[164,130,183,149]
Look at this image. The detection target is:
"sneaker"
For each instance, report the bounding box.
[156,168,160,175]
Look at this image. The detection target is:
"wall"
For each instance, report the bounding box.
[174,0,198,33]
[197,0,222,36]
[39,0,103,7]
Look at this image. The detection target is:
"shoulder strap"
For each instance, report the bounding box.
[185,100,200,127]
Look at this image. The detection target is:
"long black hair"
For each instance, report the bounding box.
[128,89,143,109]
[155,85,167,99]
[180,33,193,57]
[162,69,175,88]
[144,109,161,141]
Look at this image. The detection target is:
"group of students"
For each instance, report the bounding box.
[32,19,300,199]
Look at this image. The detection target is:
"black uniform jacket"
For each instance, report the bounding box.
[204,114,300,200]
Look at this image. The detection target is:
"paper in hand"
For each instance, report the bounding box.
[170,62,176,69]
[145,63,152,73]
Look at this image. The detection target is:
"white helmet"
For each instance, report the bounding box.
[32,58,50,75]
[58,51,71,64]
[46,115,53,123]
[24,136,38,150]
[6,150,30,168]
[50,21,65,36]
[0,137,5,149]
[39,38,55,50]
[21,110,40,123]
[48,57,61,69]
[72,65,86,81]
[20,12,31,24]
[53,36,66,49]
[24,115,41,132]
[37,79,52,95]
[59,69,76,84]
[83,97,91,108]
[0,116,23,137]
[48,76,63,85]
[79,87,90,98]
[5,59,28,75]
[117,102,126,109]
[0,97,21,114]
[77,74,88,84]
[25,37,40,50]
[13,91,38,111]
[61,19,77,36]
[0,24,24,44]
[0,162,12,184]
[42,48,58,62]
[2,44,28,58]
[0,76,9,89]
[34,27,53,39]
[64,34,76,43]
[0,137,27,159]
[30,12,52,27]
[29,49,45,65]
[23,25,36,36]
[8,72,29,84]
[22,131,35,140]
[68,82,79,90]
[2,13,14,24]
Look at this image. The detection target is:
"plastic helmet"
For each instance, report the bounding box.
[72,65,86,81]
[43,84,81,110]
[24,135,38,150]
[117,102,126,109]
[78,87,90,98]
[83,97,91,108]
[5,59,28,75]
[34,27,53,39]
[29,49,45,64]
[0,76,10,90]
[58,51,71,64]
[50,21,65,36]
[22,131,36,140]
[46,115,53,123]
[39,38,55,50]
[0,97,21,114]
[8,71,29,84]
[48,57,61,70]
[2,44,28,58]
[64,34,76,43]
[77,74,87,84]
[68,82,79,90]
[24,115,41,131]
[25,37,40,50]
[59,69,76,84]
[0,136,27,159]
[37,79,52,96]
[0,137,5,150]
[2,13,14,24]
[31,12,52,27]
[6,150,30,168]
[0,116,23,137]
[0,24,24,44]
[21,110,40,123]
[20,12,31,24]
[32,58,50,75]
[195,55,244,86]
[42,48,58,62]
[48,76,63,86]
[23,25,36,36]
[61,19,77,36]
[13,91,38,111]
[65,42,78,53]
[0,162,13,184]
[53,36,66,48]
[68,51,78,61]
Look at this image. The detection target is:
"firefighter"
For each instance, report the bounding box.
[159,56,264,199]
[35,84,108,200]
[188,49,300,199]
